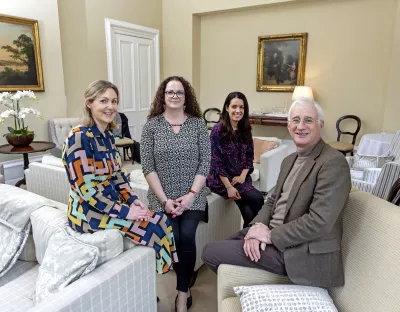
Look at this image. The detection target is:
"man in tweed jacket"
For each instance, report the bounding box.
[202,99,351,288]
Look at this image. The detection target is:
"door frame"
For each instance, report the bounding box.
[104,18,160,90]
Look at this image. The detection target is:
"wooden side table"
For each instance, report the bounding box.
[0,141,56,187]
[249,114,288,127]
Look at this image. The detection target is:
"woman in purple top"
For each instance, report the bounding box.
[207,92,264,228]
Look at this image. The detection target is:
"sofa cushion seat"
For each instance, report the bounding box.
[0,265,39,311]
[221,297,242,312]
[0,260,37,287]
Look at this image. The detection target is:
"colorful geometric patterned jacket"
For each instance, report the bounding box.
[62,124,137,232]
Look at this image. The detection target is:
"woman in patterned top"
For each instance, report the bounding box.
[141,76,210,312]
[62,80,178,275]
[207,92,264,228]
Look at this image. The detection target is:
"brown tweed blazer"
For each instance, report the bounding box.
[254,139,351,288]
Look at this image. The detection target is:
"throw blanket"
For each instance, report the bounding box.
[0,184,65,278]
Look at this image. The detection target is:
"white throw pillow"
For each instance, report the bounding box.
[34,228,98,305]
[234,284,338,312]
[41,155,64,167]
[65,227,124,266]
[30,206,68,264]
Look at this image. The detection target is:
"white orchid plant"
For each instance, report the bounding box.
[0,90,43,137]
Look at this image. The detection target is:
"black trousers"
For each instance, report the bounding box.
[234,188,264,228]
[168,215,199,292]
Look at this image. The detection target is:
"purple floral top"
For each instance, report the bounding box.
[207,123,255,198]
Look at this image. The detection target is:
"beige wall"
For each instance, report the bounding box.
[0,0,66,162]
[58,0,163,117]
[163,0,400,142]
[383,0,400,133]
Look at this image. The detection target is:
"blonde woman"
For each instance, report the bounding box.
[62,80,178,276]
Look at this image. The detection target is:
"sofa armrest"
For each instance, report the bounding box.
[258,144,288,193]
[217,264,291,310]
[362,168,382,183]
[25,162,70,205]
[351,179,375,193]
[31,246,157,312]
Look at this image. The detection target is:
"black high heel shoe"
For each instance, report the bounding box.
[175,291,192,311]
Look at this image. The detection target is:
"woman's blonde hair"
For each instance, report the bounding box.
[82,80,119,130]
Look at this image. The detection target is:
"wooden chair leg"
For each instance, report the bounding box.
[130,145,134,164]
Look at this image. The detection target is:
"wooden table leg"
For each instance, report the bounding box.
[15,153,29,187]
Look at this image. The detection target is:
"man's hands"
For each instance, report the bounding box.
[243,223,272,262]
[127,199,152,221]
[245,223,272,244]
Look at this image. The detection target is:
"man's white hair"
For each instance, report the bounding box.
[287,98,324,123]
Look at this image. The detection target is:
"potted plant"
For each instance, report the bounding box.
[0,90,43,147]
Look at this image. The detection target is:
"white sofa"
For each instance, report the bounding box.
[252,137,288,194]
[0,187,157,312]
[217,190,400,312]
[25,161,243,272]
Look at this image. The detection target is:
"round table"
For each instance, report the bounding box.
[0,141,56,187]
[357,133,394,156]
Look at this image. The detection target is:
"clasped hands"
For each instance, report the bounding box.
[243,223,272,262]
[227,174,246,200]
[127,199,152,222]
[165,193,195,218]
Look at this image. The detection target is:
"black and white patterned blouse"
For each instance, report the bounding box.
[140,114,211,220]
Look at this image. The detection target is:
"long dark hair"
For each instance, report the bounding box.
[220,91,252,142]
[147,76,202,119]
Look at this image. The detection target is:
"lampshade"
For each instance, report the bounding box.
[291,86,314,101]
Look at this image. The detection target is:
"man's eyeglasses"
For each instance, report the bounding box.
[165,90,185,98]
[289,118,317,125]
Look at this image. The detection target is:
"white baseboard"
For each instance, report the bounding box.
[1,153,49,185]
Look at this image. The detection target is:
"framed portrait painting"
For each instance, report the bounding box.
[0,14,44,92]
[257,33,307,92]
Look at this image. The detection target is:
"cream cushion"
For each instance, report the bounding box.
[30,206,69,264]
[65,227,124,266]
[253,138,278,163]
[115,137,134,146]
[18,233,37,262]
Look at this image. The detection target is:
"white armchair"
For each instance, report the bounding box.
[347,130,400,197]
[253,137,289,194]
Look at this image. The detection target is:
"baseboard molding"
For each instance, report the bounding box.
[1,153,49,185]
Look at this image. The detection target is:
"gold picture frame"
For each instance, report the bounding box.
[257,33,307,92]
[0,14,44,92]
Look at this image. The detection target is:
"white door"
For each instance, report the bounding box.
[105,19,160,142]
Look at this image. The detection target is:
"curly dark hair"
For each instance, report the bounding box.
[147,76,202,119]
[220,91,252,143]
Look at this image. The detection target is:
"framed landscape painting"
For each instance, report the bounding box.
[257,33,307,92]
[0,14,44,92]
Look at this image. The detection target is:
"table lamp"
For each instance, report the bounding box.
[291,86,314,101]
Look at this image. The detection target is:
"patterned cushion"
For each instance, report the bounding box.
[234,284,337,312]
[30,206,69,264]
[34,228,99,305]
[65,227,124,266]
